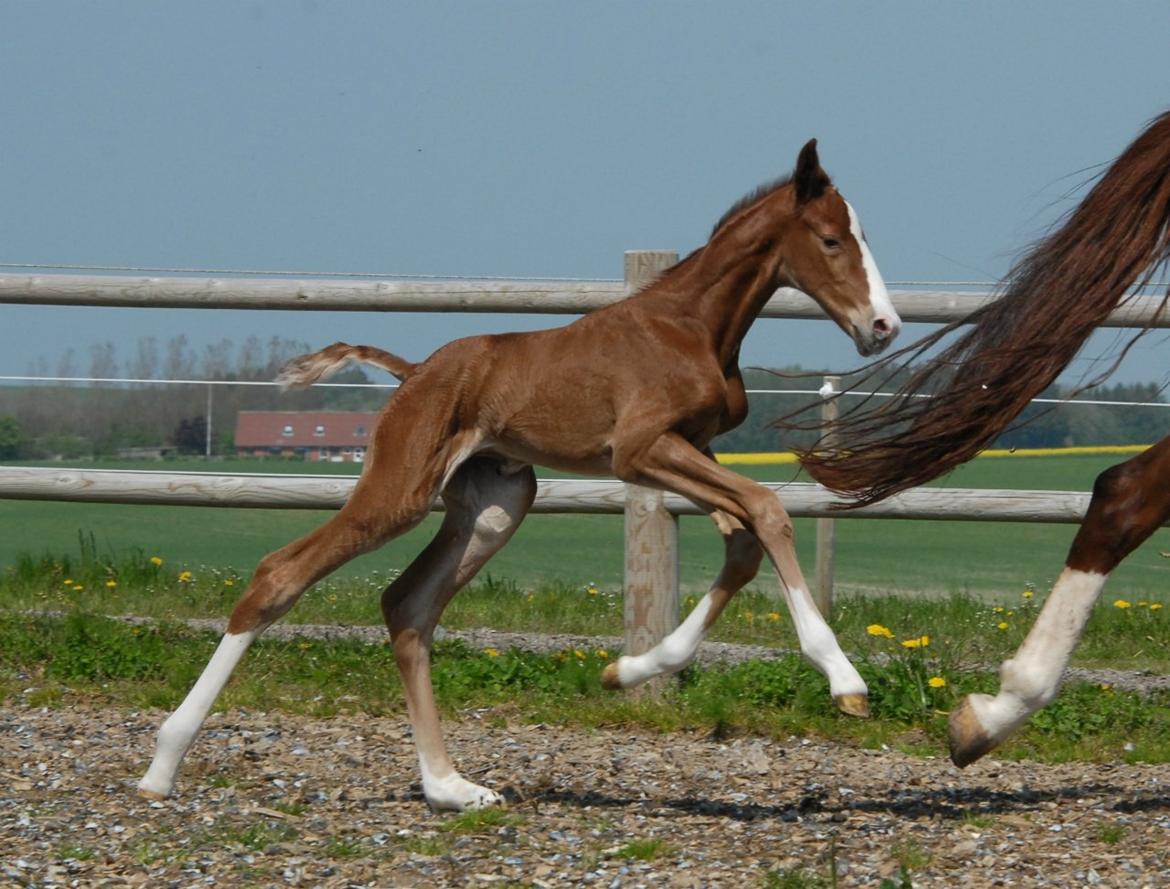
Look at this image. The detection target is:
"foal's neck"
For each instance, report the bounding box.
[668,240,783,369]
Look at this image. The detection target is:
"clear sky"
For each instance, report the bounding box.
[2,2,1168,384]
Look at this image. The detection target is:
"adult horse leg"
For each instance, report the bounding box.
[601,509,762,689]
[614,432,868,716]
[950,435,1170,766]
[382,458,536,811]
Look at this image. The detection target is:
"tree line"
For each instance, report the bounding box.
[0,339,1164,460]
[0,336,385,459]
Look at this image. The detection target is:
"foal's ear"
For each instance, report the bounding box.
[794,138,831,205]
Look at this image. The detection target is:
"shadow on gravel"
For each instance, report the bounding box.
[528,782,1170,822]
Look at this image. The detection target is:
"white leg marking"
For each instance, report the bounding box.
[612,594,715,688]
[967,568,1108,744]
[785,585,867,698]
[138,631,257,798]
[845,200,900,333]
[419,759,504,812]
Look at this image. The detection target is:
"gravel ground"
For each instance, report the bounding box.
[3,701,1170,888]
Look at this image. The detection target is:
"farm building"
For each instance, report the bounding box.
[234,411,378,462]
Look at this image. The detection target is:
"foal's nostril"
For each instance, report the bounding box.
[873,317,892,338]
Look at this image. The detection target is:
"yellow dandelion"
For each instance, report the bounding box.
[595,648,609,659]
[901,638,922,650]
[63,578,73,586]
[919,634,930,647]
[574,649,586,660]
[1113,599,1132,610]
[71,584,83,592]
[997,621,1009,631]
[767,612,781,622]
[928,676,947,689]
[586,584,599,596]
[866,624,894,639]
[484,648,500,658]
[1151,603,1164,611]
[1022,590,1034,600]
[178,571,193,583]
[743,611,754,622]
[225,579,235,587]
[992,606,1005,614]
[149,556,163,567]
[104,579,117,588]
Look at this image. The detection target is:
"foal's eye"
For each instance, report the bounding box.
[821,237,841,250]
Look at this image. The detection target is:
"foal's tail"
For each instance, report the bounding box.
[276,342,417,390]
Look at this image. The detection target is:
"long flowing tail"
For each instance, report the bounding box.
[800,109,1170,505]
[276,342,417,390]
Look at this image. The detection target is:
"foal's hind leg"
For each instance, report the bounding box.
[950,435,1170,766]
[602,509,762,689]
[383,458,536,811]
[138,461,443,799]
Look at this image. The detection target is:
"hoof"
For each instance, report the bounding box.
[834,692,870,718]
[600,662,623,690]
[948,696,998,767]
[425,776,505,812]
[136,784,170,801]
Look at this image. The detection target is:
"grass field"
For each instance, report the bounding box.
[4,453,1169,767]
[1,452,1168,600]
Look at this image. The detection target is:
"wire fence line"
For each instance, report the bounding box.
[1,373,1167,411]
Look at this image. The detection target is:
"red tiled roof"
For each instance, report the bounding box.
[234,411,379,448]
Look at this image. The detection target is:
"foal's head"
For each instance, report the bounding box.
[720,140,901,356]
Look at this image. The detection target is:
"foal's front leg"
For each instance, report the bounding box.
[614,432,868,716]
[384,459,536,811]
[602,509,762,689]
[949,437,1170,766]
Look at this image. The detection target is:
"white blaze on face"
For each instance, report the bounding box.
[845,201,899,331]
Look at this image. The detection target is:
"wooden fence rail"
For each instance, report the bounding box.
[1,272,1167,326]
[6,466,1162,527]
[1,265,1163,674]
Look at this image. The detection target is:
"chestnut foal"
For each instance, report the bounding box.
[139,140,900,811]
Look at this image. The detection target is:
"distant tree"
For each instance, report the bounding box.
[0,415,24,459]
[172,416,207,455]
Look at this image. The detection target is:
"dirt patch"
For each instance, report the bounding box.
[2,702,1169,887]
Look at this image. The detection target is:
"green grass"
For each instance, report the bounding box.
[2,453,1168,598]
[5,540,1167,673]
[2,610,1169,765]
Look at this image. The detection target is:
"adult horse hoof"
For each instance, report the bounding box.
[948,695,998,767]
[834,693,870,718]
[600,661,624,690]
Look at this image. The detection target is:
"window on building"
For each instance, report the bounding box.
[314,424,325,436]
[355,425,366,436]
[282,425,293,436]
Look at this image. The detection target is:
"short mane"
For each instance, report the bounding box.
[711,176,792,237]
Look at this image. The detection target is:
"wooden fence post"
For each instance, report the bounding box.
[813,375,840,616]
[622,250,680,692]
